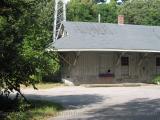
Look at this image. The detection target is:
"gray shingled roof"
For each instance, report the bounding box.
[52,21,160,52]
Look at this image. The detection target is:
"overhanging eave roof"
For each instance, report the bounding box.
[47,48,160,53]
[51,21,160,53]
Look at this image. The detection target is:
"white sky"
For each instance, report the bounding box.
[64,0,70,3]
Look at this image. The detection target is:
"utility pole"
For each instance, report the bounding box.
[53,0,66,42]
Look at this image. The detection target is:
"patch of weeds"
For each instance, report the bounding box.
[152,75,160,85]
[6,100,63,120]
[0,95,64,120]
[21,82,65,89]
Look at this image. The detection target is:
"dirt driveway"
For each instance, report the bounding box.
[22,86,160,120]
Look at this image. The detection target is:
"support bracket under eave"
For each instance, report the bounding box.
[58,53,72,66]
[138,53,148,66]
[73,52,81,66]
[116,52,126,65]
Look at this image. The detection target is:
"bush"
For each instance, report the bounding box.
[42,72,62,83]
[0,95,30,112]
[0,94,31,120]
[152,75,160,85]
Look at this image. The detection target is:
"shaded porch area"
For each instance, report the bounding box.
[60,51,160,85]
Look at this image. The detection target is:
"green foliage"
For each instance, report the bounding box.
[67,0,93,21]
[67,0,160,25]
[119,0,160,25]
[0,97,28,120]
[0,95,63,120]
[0,0,59,96]
[6,100,63,120]
[21,83,64,89]
[67,0,118,23]
[152,75,160,85]
[0,95,29,112]
[92,1,118,23]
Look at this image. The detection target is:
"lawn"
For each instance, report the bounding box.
[6,100,64,120]
[21,83,65,89]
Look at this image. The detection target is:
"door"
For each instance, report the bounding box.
[121,56,129,77]
[156,57,160,75]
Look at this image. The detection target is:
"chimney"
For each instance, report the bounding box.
[118,15,124,25]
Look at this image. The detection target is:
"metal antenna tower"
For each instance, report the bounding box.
[53,0,66,42]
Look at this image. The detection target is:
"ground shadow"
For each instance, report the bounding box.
[86,98,160,120]
[24,94,104,109]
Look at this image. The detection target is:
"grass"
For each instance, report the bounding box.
[6,100,64,120]
[21,83,65,89]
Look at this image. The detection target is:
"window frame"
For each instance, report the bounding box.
[121,56,129,66]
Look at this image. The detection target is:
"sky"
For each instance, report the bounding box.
[64,0,70,3]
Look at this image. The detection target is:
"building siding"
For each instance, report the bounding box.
[61,52,159,85]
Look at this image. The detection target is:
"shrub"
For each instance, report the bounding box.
[0,95,30,112]
[152,75,160,85]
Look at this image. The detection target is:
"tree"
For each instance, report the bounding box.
[119,0,160,25]
[91,0,118,23]
[67,0,118,23]
[0,0,59,98]
[67,0,93,21]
